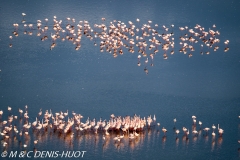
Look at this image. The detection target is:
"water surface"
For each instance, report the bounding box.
[0,0,240,159]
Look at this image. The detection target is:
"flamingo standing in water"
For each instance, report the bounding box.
[22,13,26,23]
[182,127,187,133]
[0,105,230,150]
[22,13,26,18]
[203,127,210,135]
[171,24,174,33]
[212,124,216,131]
[145,58,148,65]
[173,118,177,127]
[212,131,216,137]
[192,130,198,136]
[192,115,197,124]
[34,140,38,147]
[157,123,160,131]
[224,40,230,52]
[8,106,12,113]
[199,121,202,128]
[162,127,167,135]
[218,124,224,136]
[175,129,180,138]
[9,36,13,47]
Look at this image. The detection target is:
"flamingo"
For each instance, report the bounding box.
[32,117,38,127]
[138,55,141,61]
[224,40,229,45]
[212,124,216,130]
[3,142,7,147]
[171,24,174,32]
[182,127,187,133]
[203,127,210,135]
[34,140,38,147]
[192,115,197,124]
[192,130,198,136]
[175,129,180,137]
[22,13,26,22]
[218,129,224,136]
[38,109,42,117]
[144,67,148,75]
[2,121,7,125]
[162,127,167,135]
[36,120,43,132]
[173,118,177,126]
[212,131,216,137]
[145,58,148,64]
[199,121,202,128]
[218,124,224,136]
[8,106,12,112]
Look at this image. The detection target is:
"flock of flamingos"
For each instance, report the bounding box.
[9,13,230,74]
[3,13,239,152]
[1,105,239,152]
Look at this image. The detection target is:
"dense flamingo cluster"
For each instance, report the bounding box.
[0,105,229,152]
[9,14,230,74]
[0,106,157,150]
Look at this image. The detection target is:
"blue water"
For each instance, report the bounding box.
[0,0,240,159]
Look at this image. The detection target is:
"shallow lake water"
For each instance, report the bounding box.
[0,0,240,159]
